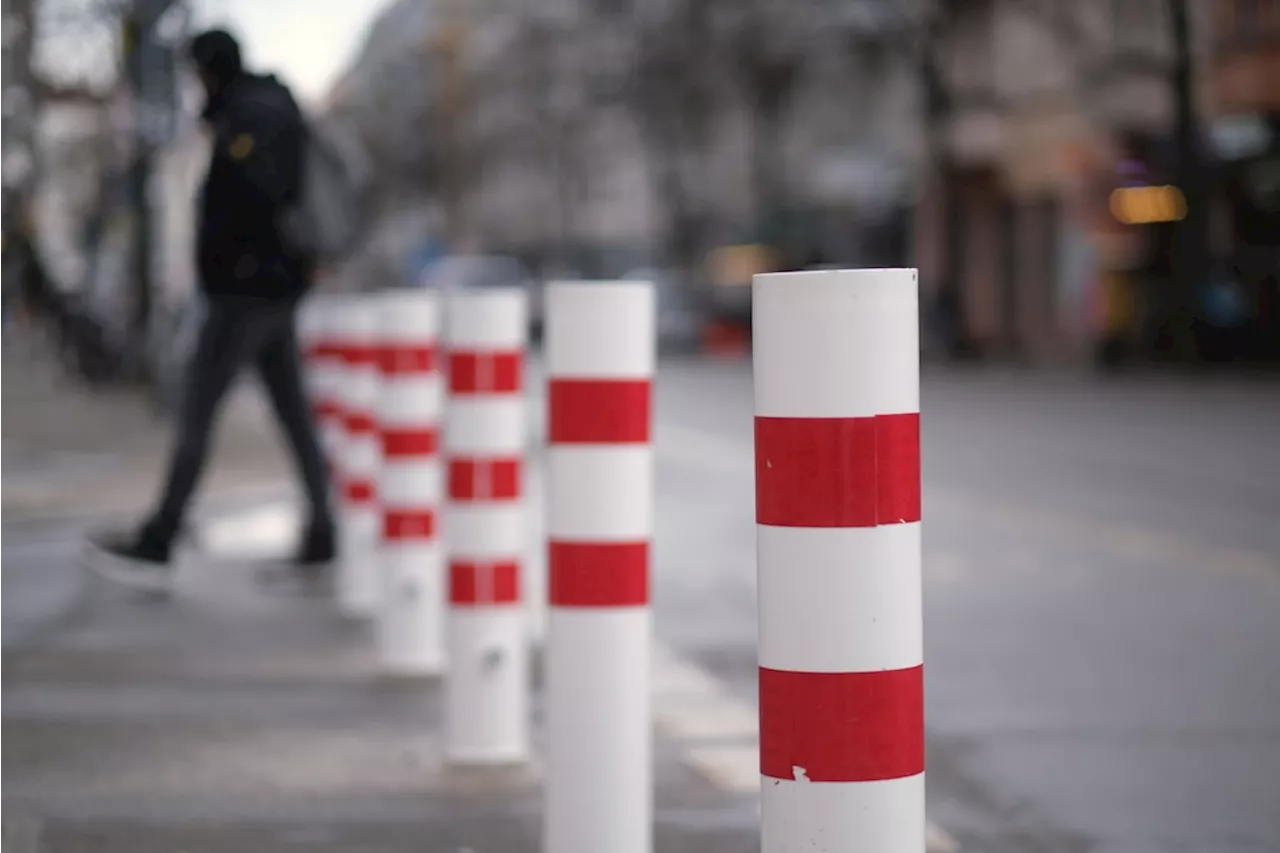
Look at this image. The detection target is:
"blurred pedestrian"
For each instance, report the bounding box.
[0,268,10,343]
[84,29,335,592]
[2,214,12,333]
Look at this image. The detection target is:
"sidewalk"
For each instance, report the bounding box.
[1,498,758,852]
[2,352,761,851]
[2,341,303,654]
[2,338,296,526]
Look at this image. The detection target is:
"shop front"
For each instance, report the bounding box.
[1209,113,1280,362]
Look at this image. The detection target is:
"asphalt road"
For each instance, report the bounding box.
[5,359,1280,852]
[650,360,1280,853]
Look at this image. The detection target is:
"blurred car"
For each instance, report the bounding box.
[703,242,780,326]
[620,266,702,354]
[418,254,543,338]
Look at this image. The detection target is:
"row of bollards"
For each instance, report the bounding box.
[298,281,656,853]
[297,269,923,853]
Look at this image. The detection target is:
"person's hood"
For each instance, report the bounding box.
[201,72,291,123]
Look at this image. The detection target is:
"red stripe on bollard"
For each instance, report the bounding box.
[381,427,439,457]
[754,412,920,528]
[548,379,651,444]
[339,344,379,366]
[343,411,377,435]
[448,351,523,394]
[759,664,925,782]
[548,540,649,606]
[344,480,376,504]
[378,345,437,375]
[314,399,341,419]
[383,509,437,540]
[448,559,521,604]
[448,458,521,500]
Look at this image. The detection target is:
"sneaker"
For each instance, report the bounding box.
[295,521,336,567]
[254,522,336,596]
[82,525,175,594]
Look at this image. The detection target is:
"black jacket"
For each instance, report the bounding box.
[197,72,311,302]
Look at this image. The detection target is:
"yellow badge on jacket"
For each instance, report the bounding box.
[229,133,254,160]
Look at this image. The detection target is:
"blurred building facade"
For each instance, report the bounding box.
[1206,0,1280,361]
[325,0,924,279]
[911,0,1222,362]
[324,0,1272,363]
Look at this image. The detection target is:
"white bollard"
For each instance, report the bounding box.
[543,281,655,853]
[444,287,530,764]
[376,291,446,675]
[299,297,344,474]
[332,297,383,620]
[753,269,924,852]
[297,297,325,411]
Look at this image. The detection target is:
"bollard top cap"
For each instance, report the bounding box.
[546,280,654,378]
[753,267,919,419]
[445,287,527,349]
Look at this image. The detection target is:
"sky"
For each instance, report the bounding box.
[193,0,395,105]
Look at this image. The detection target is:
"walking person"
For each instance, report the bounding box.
[2,198,18,334]
[0,262,10,343]
[85,29,335,592]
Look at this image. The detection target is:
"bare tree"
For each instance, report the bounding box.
[510,14,594,270]
[917,1,969,353]
[1165,0,1208,361]
[818,0,973,349]
[606,0,720,272]
[710,0,809,231]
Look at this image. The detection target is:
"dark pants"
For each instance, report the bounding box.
[147,295,332,543]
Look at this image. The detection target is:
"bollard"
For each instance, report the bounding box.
[332,297,383,620]
[543,281,655,853]
[297,298,326,418]
[376,291,445,675]
[444,287,530,764]
[753,269,923,852]
[299,297,344,474]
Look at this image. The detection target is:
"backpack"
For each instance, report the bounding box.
[278,119,367,264]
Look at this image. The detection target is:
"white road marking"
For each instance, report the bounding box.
[655,699,760,741]
[927,821,962,853]
[684,743,760,794]
[200,500,297,556]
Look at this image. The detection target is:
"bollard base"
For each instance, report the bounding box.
[337,508,381,619]
[374,663,446,682]
[444,747,531,769]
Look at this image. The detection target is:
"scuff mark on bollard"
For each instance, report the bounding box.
[483,647,503,673]
[401,580,419,603]
[792,765,810,783]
